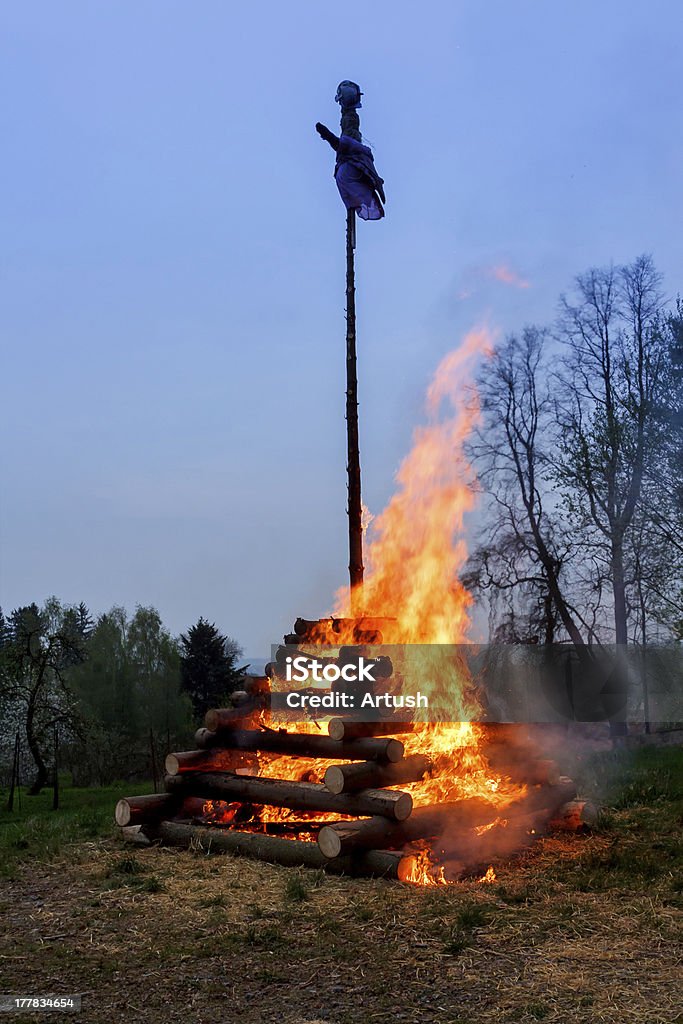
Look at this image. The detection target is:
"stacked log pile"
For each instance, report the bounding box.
[116,617,598,881]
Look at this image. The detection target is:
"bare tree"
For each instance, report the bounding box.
[469,326,599,659]
[555,255,673,648]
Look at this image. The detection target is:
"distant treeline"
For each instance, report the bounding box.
[0,599,244,793]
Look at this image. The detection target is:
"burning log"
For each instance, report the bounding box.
[165,771,413,821]
[195,726,405,763]
[327,718,415,741]
[114,793,178,827]
[316,779,581,861]
[200,706,262,733]
[292,616,396,644]
[294,617,334,637]
[165,749,257,776]
[549,799,599,831]
[331,616,396,637]
[324,754,431,794]
[141,820,407,878]
[317,798,499,858]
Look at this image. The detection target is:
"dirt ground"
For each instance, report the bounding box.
[1,823,681,1024]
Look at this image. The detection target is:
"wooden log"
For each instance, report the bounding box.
[142,820,407,878]
[294,617,334,637]
[120,825,152,846]
[316,780,580,861]
[293,616,395,644]
[165,771,413,821]
[229,690,251,707]
[327,719,415,741]
[317,798,498,858]
[200,704,261,732]
[331,616,397,636]
[205,707,271,732]
[243,675,271,696]
[165,749,257,776]
[324,754,431,794]
[115,793,178,827]
[549,799,599,831]
[176,795,214,818]
[194,727,405,763]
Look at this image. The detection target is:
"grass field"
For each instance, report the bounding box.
[0,747,681,1024]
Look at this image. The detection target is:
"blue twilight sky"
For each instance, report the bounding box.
[1,2,681,658]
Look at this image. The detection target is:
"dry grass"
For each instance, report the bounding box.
[0,747,681,1023]
[0,824,681,1024]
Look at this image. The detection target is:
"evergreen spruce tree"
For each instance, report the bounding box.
[179,618,243,720]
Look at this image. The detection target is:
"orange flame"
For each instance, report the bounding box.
[477,865,497,884]
[336,327,492,645]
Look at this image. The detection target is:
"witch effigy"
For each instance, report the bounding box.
[316,80,386,221]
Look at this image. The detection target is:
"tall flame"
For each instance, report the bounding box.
[336,326,493,645]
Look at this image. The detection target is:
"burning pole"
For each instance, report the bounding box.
[316,82,385,613]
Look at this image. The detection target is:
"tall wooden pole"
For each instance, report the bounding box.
[345,207,364,611]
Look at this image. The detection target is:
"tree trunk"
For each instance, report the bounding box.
[25,699,48,795]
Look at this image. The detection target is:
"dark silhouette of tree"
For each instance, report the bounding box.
[468,327,596,653]
[179,618,243,721]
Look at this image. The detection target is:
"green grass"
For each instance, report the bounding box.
[573,744,683,807]
[546,746,683,893]
[0,779,154,878]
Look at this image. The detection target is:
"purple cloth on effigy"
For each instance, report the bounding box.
[334,135,385,220]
